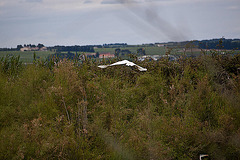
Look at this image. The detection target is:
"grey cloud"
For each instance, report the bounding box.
[101,0,172,4]
[145,0,173,1]
[26,0,43,3]
[227,6,239,10]
[84,0,93,4]
[101,0,126,4]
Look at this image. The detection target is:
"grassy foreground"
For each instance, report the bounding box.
[0,52,240,159]
[0,51,55,63]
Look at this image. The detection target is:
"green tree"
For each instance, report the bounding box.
[17,45,23,51]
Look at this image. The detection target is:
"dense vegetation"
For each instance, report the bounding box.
[48,45,96,53]
[197,38,240,50]
[156,38,240,50]
[0,51,55,63]
[0,50,240,159]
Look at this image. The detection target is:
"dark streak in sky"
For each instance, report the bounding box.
[116,0,189,41]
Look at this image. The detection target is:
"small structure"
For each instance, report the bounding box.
[31,47,39,51]
[99,53,115,58]
[20,46,47,52]
[20,47,31,51]
[40,47,47,51]
[138,55,178,61]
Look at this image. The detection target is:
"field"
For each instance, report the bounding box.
[93,46,240,56]
[0,49,240,159]
[1,47,239,64]
[0,51,55,63]
[95,46,168,55]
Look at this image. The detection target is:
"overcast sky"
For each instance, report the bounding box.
[0,0,240,47]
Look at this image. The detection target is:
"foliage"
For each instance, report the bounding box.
[0,55,22,78]
[48,45,95,53]
[0,50,240,159]
[0,51,55,63]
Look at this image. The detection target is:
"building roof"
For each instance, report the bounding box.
[99,52,115,58]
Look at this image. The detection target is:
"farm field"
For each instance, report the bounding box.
[1,48,239,64]
[94,46,168,55]
[0,51,55,63]
[95,46,213,56]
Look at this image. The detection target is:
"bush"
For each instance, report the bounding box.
[0,53,240,159]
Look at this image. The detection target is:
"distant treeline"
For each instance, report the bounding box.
[197,38,240,49]
[48,44,128,52]
[0,48,18,51]
[1,39,240,51]
[163,38,240,50]
[0,43,45,51]
[103,43,128,48]
[114,48,146,56]
[48,45,101,52]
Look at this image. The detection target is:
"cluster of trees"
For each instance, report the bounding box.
[47,52,100,61]
[16,44,45,50]
[163,38,240,50]
[197,38,240,49]
[0,48,18,51]
[115,48,131,57]
[48,45,99,53]
[114,48,146,57]
[103,43,128,48]
[137,48,146,55]
[0,44,45,51]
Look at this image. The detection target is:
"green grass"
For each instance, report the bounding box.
[94,47,116,54]
[144,46,166,55]
[95,46,168,55]
[94,46,207,56]
[0,51,55,63]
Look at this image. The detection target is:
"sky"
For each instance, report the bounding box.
[0,0,240,47]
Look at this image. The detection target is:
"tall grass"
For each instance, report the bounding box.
[0,50,240,159]
[0,51,55,63]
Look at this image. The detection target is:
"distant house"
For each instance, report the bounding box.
[40,47,47,51]
[99,53,115,58]
[20,46,47,52]
[157,44,165,47]
[20,47,31,51]
[31,47,39,51]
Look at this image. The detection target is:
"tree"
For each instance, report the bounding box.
[121,49,131,56]
[115,48,121,57]
[96,52,100,58]
[17,45,23,51]
[37,43,44,48]
[137,48,145,56]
